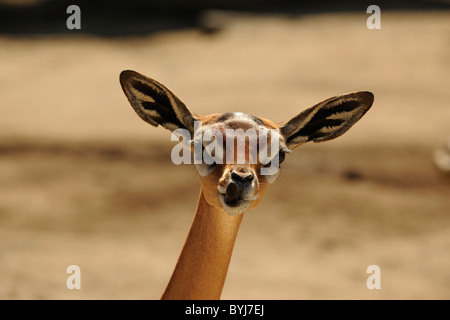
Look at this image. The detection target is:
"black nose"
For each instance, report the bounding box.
[231,170,254,183]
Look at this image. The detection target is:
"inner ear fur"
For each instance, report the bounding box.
[280,91,374,149]
[120,70,198,134]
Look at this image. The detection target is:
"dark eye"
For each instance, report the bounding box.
[201,144,217,168]
[263,150,287,168]
[278,150,286,164]
[208,160,217,169]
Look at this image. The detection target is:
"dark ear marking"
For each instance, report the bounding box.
[119,70,197,133]
[280,91,374,149]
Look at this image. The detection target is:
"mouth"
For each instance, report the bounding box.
[218,181,252,216]
[219,194,251,216]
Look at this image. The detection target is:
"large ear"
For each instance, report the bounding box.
[279,91,374,150]
[119,70,198,134]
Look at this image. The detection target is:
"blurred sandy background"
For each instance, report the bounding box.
[0,1,450,299]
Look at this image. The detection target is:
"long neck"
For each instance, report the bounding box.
[161,188,243,300]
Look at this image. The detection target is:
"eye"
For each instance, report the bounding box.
[200,143,217,169]
[278,150,286,164]
[263,150,287,168]
[208,160,217,169]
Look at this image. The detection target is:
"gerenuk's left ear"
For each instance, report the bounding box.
[120,70,198,135]
[279,91,374,150]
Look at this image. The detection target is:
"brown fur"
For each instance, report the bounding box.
[120,70,373,300]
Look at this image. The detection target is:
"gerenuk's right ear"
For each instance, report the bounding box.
[120,70,198,135]
[279,91,374,150]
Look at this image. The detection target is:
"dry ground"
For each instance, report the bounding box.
[0,10,449,299]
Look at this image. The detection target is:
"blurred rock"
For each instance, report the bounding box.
[434,138,450,174]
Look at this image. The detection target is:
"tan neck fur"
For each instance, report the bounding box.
[161,188,243,300]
